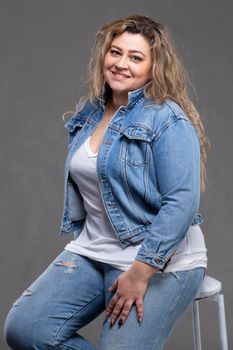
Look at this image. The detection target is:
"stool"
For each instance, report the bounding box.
[192,275,228,350]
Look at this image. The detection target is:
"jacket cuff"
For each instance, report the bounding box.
[135,252,168,270]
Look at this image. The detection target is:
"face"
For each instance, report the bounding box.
[103,32,152,101]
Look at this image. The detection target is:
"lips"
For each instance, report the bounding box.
[111,70,131,79]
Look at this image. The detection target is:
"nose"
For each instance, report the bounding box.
[115,55,128,70]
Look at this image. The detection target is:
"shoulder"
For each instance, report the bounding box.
[127,98,193,140]
[64,99,99,132]
[142,98,188,123]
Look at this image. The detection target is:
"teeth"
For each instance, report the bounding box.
[113,72,128,78]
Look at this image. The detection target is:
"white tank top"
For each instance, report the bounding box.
[65,136,207,272]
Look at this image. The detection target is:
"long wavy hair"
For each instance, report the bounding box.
[79,15,210,191]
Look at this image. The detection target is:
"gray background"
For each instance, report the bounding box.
[1,0,232,349]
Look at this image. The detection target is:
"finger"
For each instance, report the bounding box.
[136,298,144,322]
[105,292,120,316]
[108,279,118,292]
[118,300,134,326]
[110,297,126,326]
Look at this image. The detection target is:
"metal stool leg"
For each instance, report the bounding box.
[214,293,228,350]
[192,300,202,350]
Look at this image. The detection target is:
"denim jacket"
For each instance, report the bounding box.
[60,87,203,269]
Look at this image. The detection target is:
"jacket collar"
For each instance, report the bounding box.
[98,85,145,110]
[65,85,147,132]
[127,86,144,107]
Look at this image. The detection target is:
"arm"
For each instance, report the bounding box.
[136,117,201,269]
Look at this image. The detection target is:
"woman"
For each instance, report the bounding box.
[5,15,209,350]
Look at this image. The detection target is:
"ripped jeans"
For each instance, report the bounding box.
[4,250,205,350]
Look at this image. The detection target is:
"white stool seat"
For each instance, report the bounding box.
[195,275,222,299]
[192,275,228,350]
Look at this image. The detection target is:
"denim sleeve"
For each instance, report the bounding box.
[135,117,201,270]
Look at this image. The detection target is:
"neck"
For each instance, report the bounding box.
[111,91,128,110]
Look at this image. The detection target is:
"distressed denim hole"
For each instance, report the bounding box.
[54,260,77,273]
[13,289,33,307]
[22,289,34,296]
[13,299,20,307]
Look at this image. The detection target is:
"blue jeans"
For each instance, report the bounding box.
[4,250,204,350]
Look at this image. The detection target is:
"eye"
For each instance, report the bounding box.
[109,49,121,56]
[130,55,143,62]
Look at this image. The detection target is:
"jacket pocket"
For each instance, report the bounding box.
[120,125,154,166]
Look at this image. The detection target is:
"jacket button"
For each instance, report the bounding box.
[154,258,161,264]
[104,140,111,144]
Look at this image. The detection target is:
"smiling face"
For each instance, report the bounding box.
[103,32,152,103]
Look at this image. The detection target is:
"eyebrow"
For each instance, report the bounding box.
[110,45,146,57]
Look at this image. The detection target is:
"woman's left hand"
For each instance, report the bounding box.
[106,261,158,326]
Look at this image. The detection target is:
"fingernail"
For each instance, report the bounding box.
[118,319,123,327]
[138,317,143,323]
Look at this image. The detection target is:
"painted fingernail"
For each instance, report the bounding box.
[118,319,123,327]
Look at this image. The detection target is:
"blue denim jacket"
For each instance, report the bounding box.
[60,87,203,269]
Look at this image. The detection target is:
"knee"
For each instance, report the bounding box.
[4,308,27,350]
[4,307,52,350]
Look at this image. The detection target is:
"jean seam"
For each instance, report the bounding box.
[152,269,194,349]
[55,344,83,350]
[51,289,104,348]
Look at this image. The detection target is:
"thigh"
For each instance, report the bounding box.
[99,267,204,350]
[5,250,105,349]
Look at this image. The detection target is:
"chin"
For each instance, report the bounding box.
[108,84,128,93]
